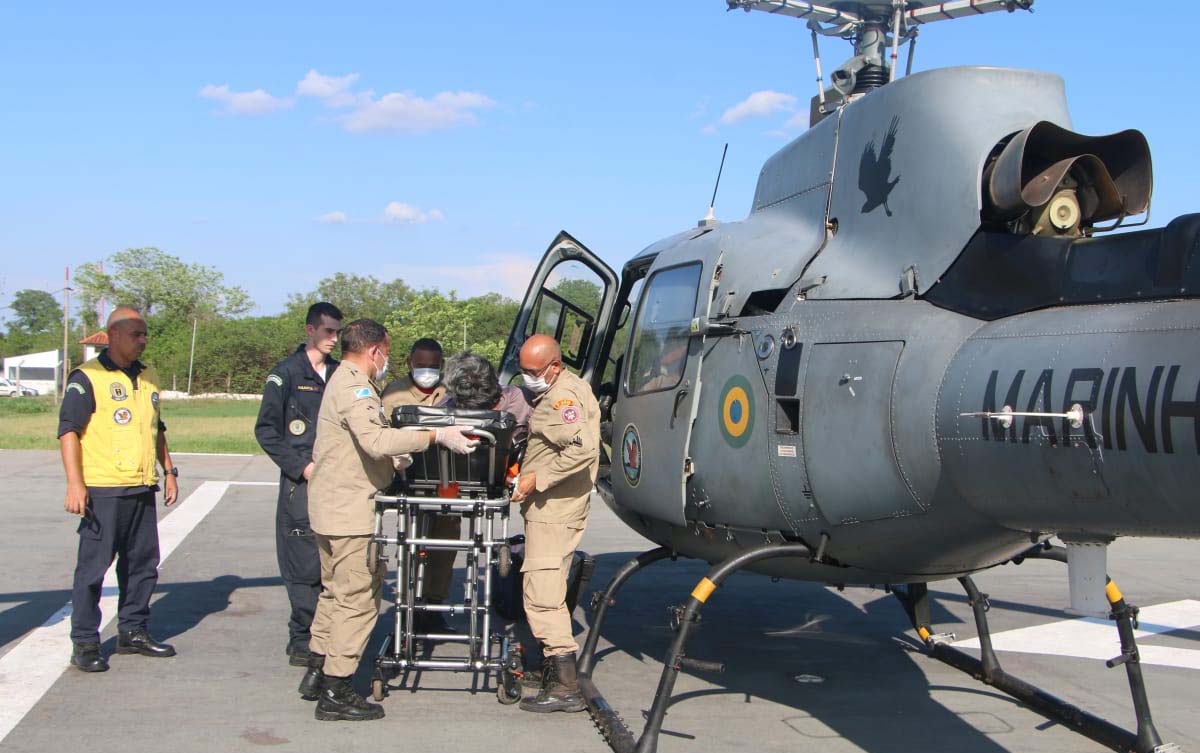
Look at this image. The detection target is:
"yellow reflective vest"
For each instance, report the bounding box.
[77,358,162,487]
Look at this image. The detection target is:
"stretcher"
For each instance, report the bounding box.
[370,405,525,704]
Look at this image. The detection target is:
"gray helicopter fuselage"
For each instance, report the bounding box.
[598,65,1200,585]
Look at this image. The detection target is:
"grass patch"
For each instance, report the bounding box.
[0,397,265,454]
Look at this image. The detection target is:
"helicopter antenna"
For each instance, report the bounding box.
[700,143,729,228]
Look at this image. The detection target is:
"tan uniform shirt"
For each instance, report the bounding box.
[310,361,433,536]
[520,370,600,524]
[381,374,446,413]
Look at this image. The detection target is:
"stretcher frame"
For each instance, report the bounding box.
[370,427,525,704]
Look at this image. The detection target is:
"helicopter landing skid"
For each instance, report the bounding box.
[897,577,1174,753]
[577,543,812,753]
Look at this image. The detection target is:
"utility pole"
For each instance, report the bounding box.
[59,266,72,406]
[97,260,106,325]
[186,318,197,394]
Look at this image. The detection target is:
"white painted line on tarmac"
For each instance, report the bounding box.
[172,452,255,457]
[952,599,1200,670]
[0,480,270,744]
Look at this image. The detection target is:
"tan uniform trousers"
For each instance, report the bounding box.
[423,514,461,604]
[309,534,383,678]
[521,520,586,657]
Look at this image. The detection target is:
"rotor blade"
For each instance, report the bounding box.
[906,0,1032,26]
[726,0,863,26]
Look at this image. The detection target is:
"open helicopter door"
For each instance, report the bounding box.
[610,232,720,527]
[499,231,620,387]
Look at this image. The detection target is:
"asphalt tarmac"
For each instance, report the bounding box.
[1,449,1197,753]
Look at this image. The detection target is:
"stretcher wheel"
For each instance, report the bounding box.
[367,540,381,575]
[496,670,522,705]
[372,677,386,702]
[497,543,512,579]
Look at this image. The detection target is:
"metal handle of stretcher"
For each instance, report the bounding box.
[463,428,496,444]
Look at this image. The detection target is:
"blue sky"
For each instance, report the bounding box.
[2,2,1197,319]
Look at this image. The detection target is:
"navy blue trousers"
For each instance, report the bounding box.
[70,491,160,644]
[275,476,321,650]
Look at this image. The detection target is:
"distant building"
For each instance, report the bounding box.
[3,349,60,395]
[80,331,108,363]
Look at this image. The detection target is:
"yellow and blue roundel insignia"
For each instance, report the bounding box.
[621,424,642,487]
[719,375,754,448]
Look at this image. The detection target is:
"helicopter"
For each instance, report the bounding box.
[497,2,1198,752]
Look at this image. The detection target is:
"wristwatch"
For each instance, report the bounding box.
[163,467,179,477]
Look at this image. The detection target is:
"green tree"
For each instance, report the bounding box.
[384,290,519,378]
[10,290,62,335]
[142,313,298,393]
[75,247,251,325]
[3,289,73,359]
[552,278,602,315]
[286,273,413,323]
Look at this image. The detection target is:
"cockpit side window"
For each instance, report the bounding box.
[625,263,702,396]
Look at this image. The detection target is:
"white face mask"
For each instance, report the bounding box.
[522,362,556,394]
[372,350,390,382]
[522,373,550,393]
[412,368,441,389]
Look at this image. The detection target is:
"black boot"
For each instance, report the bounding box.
[70,643,109,673]
[298,652,325,701]
[519,652,585,713]
[116,629,176,657]
[315,675,385,721]
[286,640,311,667]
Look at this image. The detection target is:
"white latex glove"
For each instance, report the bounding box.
[434,425,480,455]
[392,454,413,471]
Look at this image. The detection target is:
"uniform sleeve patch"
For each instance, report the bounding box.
[67,382,87,395]
[354,387,372,400]
[266,374,283,388]
[561,406,580,424]
[553,398,575,410]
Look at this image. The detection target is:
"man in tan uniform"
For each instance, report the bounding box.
[381,338,446,411]
[300,319,478,722]
[511,334,600,713]
[379,337,457,633]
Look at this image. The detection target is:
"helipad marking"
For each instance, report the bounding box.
[0,481,268,744]
[952,599,1200,670]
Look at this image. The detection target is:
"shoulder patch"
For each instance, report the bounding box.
[561,405,580,424]
[354,387,373,400]
[67,382,87,395]
[266,374,284,388]
[553,398,575,410]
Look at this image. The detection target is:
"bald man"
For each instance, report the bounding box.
[511,334,600,713]
[58,306,180,673]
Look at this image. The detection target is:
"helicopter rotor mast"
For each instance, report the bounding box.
[728,0,1034,109]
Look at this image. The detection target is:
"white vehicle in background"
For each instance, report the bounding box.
[0,377,38,397]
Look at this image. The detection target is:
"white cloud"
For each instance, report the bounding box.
[384,253,537,299]
[198,84,292,115]
[383,201,445,225]
[296,70,364,108]
[719,90,797,125]
[317,211,348,224]
[343,90,496,134]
